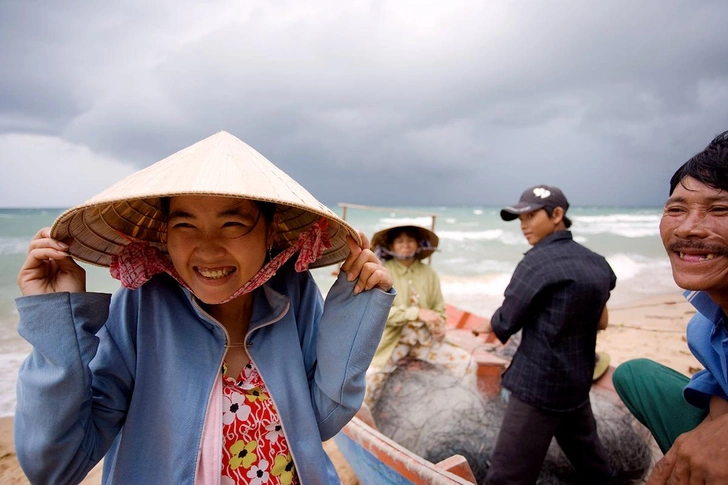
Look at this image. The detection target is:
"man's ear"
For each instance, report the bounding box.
[551,207,565,226]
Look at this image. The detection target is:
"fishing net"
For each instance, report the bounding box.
[371,359,652,484]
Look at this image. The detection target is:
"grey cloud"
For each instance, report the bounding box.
[1,0,728,207]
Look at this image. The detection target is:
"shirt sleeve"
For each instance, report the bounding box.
[14,292,123,485]
[684,369,724,411]
[490,259,542,343]
[312,271,396,439]
[431,271,446,321]
[684,311,728,410]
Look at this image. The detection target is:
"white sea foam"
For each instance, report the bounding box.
[437,229,504,242]
[440,273,512,297]
[438,257,517,275]
[0,237,30,255]
[605,253,680,304]
[573,213,661,238]
[439,274,511,316]
[378,216,436,229]
[575,214,662,223]
[606,253,671,281]
[499,232,529,246]
[0,352,28,417]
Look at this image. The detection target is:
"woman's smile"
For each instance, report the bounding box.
[166,196,270,304]
[195,266,237,280]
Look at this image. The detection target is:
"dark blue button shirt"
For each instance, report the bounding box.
[491,230,617,411]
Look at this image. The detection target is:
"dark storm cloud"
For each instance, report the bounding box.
[1,0,727,207]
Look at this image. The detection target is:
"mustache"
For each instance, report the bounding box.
[667,240,728,256]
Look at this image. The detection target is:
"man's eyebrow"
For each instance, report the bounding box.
[666,193,728,204]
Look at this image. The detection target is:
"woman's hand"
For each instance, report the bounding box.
[341,231,393,294]
[417,308,446,339]
[17,227,86,296]
[417,308,443,326]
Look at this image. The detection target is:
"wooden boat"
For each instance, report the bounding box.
[332,203,653,484]
[333,304,638,484]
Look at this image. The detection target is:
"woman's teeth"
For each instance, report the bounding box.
[198,268,233,279]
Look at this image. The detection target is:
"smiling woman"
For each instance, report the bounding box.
[12,131,395,484]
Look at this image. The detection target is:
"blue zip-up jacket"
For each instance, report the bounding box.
[15,262,395,484]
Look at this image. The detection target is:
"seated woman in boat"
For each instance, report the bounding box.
[364,225,477,407]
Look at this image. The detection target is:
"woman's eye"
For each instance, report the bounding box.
[223,221,248,227]
[171,222,194,228]
[221,220,258,238]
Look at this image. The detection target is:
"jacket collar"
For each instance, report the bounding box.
[524,229,572,255]
[684,290,726,326]
[182,281,290,332]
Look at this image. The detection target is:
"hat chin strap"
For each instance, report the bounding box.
[110,218,332,304]
[391,251,416,261]
[376,245,434,261]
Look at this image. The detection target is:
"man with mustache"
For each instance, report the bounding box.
[613,129,728,484]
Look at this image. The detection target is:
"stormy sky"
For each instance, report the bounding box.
[1,0,727,209]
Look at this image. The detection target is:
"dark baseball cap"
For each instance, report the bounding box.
[500,185,572,228]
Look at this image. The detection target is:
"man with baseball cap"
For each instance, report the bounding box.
[477,184,617,484]
[500,184,573,228]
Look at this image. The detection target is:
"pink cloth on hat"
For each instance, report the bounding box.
[109,218,333,302]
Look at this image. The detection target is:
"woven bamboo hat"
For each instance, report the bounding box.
[593,351,611,381]
[51,131,359,269]
[371,225,439,261]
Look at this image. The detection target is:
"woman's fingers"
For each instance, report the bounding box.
[341,236,362,275]
[18,227,86,295]
[354,261,392,294]
[341,233,392,293]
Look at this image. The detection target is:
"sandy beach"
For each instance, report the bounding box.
[0,290,702,484]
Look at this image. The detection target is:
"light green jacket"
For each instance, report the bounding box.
[370,259,446,369]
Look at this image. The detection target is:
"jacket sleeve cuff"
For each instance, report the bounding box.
[684,369,725,411]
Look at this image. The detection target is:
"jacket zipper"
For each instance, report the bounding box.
[192,297,305,484]
[244,301,306,484]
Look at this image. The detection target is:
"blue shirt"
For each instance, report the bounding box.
[684,290,728,411]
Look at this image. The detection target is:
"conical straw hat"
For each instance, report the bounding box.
[371,225,439,261]
[593,351,611,381]
[51,131,359,268]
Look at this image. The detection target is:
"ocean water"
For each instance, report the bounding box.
[0,205,679,416]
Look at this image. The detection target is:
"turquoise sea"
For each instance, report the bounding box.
[0,205,679,416]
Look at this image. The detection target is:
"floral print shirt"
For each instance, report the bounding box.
[221,361,298,485]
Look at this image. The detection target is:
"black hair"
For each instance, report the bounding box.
[539,206,572,228]
[385,227,423,248]
[669,130,728,195]
[159,197,277,223]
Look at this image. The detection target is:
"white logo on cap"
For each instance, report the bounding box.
[533,187,551,199]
